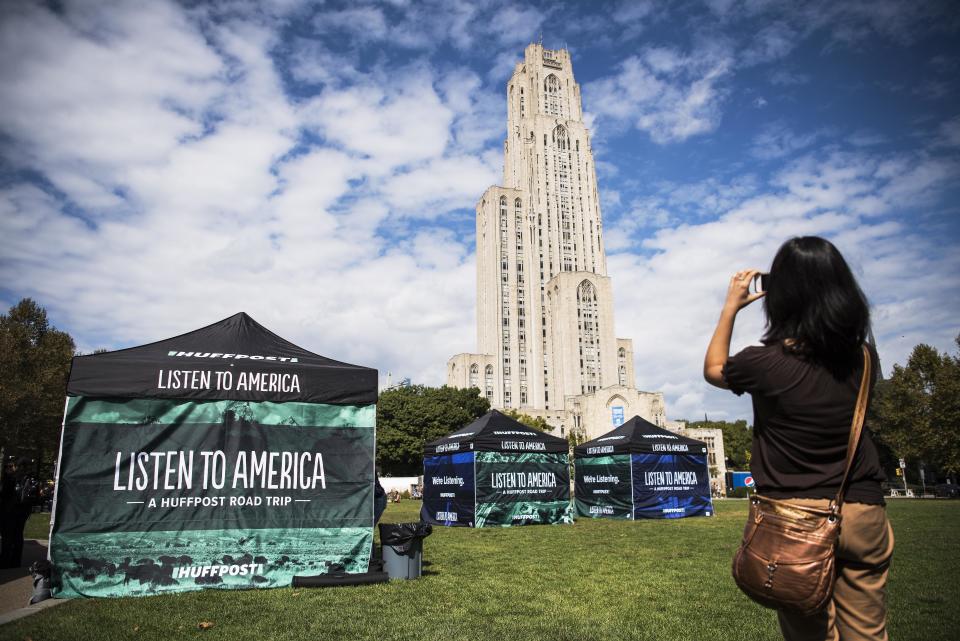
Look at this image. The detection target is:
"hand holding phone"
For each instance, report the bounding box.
[750,273,769,294]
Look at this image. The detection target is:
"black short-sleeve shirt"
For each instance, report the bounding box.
[723,342,885,505]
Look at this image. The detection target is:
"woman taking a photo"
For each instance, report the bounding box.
[704,236,893,641]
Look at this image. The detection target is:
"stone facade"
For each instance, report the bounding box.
[446,44,727,492]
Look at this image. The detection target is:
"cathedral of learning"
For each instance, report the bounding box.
[446,44,728,493]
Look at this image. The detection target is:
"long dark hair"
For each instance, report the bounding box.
[762,236,870,379]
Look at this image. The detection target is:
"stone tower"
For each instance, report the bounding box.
[449,43,635,414]
[446,44,727,491]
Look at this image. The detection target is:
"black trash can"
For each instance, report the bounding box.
[378,522,432,580]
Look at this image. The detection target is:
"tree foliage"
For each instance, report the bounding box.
[686,419,753,469]
[0,299,75,473]
[376,385,489,475]
[871,335,960,477]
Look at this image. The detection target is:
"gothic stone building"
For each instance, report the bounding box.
[446,44,727,492]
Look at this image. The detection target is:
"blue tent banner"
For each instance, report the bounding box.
[632,453,713,519]
[422,452,476,527]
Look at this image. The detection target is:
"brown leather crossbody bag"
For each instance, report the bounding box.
[731,345,871,616]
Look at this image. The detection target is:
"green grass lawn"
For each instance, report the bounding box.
[24,512,51,541]
[5,500,958,641]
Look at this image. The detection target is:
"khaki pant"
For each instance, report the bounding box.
[777,500,895,641]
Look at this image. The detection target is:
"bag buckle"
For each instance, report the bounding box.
[764,562,777,589]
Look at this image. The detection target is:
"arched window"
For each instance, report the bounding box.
[484,365,494,401]
[552,125,569,150]
[544,74,563,117]
[618,348,627,386]
[469,363,479,389]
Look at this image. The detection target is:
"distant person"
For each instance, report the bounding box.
[704,237,892,641]
[1,458,38,568]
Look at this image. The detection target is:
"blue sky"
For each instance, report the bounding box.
[1,0,958,423]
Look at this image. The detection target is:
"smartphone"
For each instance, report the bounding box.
[751,273,769,294]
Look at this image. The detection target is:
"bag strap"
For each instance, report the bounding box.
[834,345,872,511]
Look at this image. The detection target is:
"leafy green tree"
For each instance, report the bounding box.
[871,335,960,478]
[686,419,753,470]
[376,385,489,475]
[0,299,75,475]
[502,408,554,432]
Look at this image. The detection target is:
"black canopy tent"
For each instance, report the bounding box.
[421,410,572,527]
[574,415,714,519]
[51,312,378,598]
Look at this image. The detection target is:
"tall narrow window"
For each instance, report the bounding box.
[484,365,494,401]
[618,348,627,386]
[470,363,479,390]
[552,125,574,272]
[577,280,601,393]
[500,196,511,406]
[514,197,526,386]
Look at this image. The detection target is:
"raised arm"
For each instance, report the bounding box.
[704,269,764,389]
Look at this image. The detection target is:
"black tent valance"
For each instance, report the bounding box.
[574,415,707,457]
[67,312,377,405]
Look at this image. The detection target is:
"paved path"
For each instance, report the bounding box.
[0,540,66,625]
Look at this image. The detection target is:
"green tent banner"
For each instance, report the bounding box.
[51,397,375,598]
[474,452,573,527]
[50,313,378,598]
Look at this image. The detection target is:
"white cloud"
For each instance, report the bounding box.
[0,0,493,387]
[740,21,799,66]
[703,0,954,47]
[606,147,960,420]
[381,154,499,216]
[610,0,656,26]
[585,43,733,144]
[769,69,810,86]
[489,5,545,46]
[935,115,960,148]
[313,7,389,42]
[750,122,821,160]
[0,0,224,210]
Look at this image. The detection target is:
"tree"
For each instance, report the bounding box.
[686,419,753,469]
[502,408,554,432]
[871,335,960,478]
[376,385,489,475]
[0,299,75,475]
